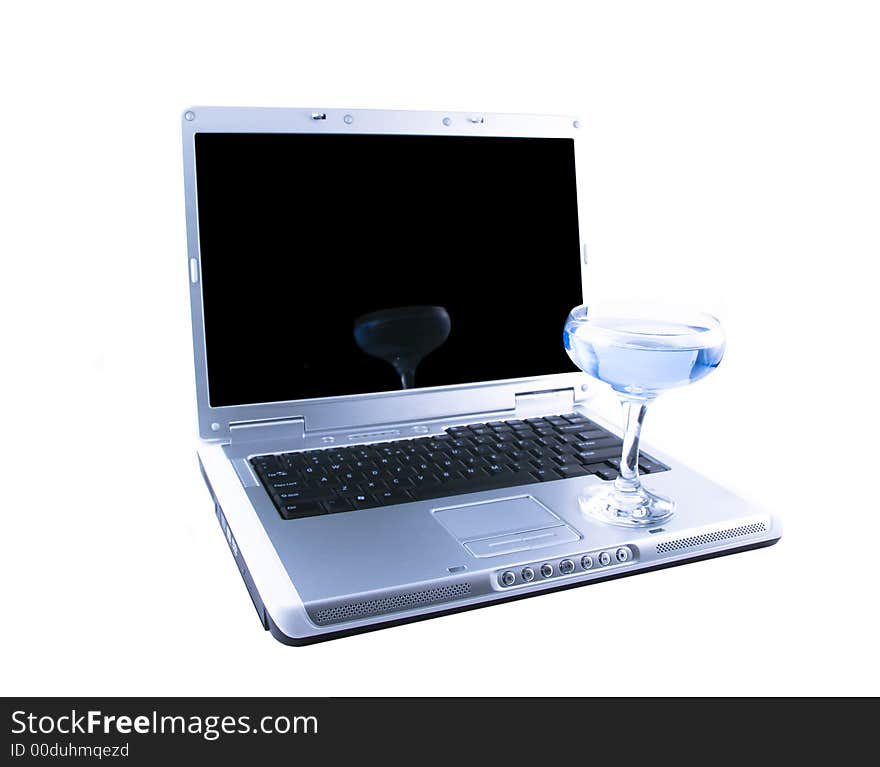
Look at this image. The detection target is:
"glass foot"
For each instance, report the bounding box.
[578,481,675,528]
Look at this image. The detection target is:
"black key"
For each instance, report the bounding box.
[350,492,379,509]
[576,429,612,440]
[530,468,553,481]
[561,413,588,423]
[555,422,598,433]
[278,501,324,520]
[556,464,592,479]
[408,473,439,487]
[274,488,335,503]
[575,437,619,450]
[251,455,280,472]
[377,489,413,505]
[268,478,306,491]
[263,468,293,480]
[639,456,668,474]
[583,463,617,480]
[321,497,354,514]
[576,447,621,463]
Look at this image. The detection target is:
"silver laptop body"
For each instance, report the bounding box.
[182,106,781,644]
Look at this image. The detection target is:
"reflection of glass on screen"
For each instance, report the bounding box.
[194,132,583,406]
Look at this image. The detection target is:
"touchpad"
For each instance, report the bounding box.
[432,495,581,558]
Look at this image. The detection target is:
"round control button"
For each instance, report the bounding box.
[581,555,594,570]
[598,551,612,566]
[500,570,516,587]
[559,559,575,575]
[616,547,630,563]
[540,563,553,578]
[521,566,535,582]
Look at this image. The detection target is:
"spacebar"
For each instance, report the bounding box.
[412,472,538,501]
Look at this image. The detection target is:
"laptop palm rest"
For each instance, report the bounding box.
[432,495,581,558]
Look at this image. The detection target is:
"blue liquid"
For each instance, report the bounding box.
[565,318,724,397]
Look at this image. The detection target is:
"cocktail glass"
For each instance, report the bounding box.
[563,303,725,527]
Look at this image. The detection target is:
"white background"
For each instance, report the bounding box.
[2,1,878,696]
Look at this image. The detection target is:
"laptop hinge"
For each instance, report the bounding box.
[228,416,305,444]
[514,387,575,417]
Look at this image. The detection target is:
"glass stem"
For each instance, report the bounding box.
[394,363,415,389]
[615,399,648,493]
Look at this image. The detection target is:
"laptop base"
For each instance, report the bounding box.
[212,499,779,646]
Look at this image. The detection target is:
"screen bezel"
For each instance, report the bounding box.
[182,106,588,440]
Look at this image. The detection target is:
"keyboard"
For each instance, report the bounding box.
[250,413,669,520]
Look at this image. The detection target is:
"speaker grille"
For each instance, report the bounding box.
[656,521,767,554]
[312,582,472,625]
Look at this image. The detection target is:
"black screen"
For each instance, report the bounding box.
[195,132,582,406]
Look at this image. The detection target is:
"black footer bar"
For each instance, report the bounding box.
[2,698,877,762]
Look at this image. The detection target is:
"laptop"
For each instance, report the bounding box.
[182,106,781,644]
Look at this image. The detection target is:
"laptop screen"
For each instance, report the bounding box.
[194,132,582,406]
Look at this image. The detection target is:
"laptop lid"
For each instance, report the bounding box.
[182,107,588,440]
